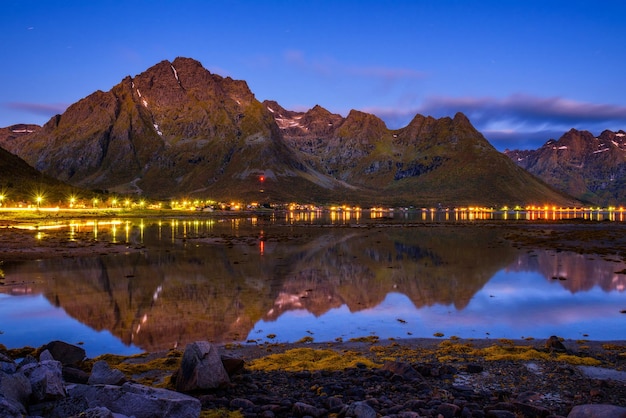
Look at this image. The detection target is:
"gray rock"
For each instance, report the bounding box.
[381,361,424,381]
[292,401,326,417]
[174,341,230,392]
[345,400,377,418]
[68,382,201,418]
[0,371,31,416]
[0,395,25,418]
[438,402,461,418]
[69,406,132,418]
[40,349,55,362]
[486,410,517,418]
[88,360,126,385]
[0,353,16,374]
[578,365,626,383]
[44,340,86,366]
[567,404,626,418]
[21,360,67,402]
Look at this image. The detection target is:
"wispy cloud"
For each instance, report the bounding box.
[367,95,626,150]
[6,102,68,117]
[419,94,626,128]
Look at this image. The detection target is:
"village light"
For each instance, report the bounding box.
[35,194,44,209]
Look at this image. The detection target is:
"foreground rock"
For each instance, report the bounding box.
[0,342,204,417]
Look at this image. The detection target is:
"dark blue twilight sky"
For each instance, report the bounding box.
[2,0,626,150]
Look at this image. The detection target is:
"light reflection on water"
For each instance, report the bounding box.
[1,215,625,357]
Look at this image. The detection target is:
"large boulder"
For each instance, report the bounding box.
[174,341,230,392]
[68,382,201,418]
[44,340,86,366]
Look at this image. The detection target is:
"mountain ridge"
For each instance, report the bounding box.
[505,128,626,205]
[1,57,578,207]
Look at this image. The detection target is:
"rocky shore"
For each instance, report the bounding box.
[1,337,625,417]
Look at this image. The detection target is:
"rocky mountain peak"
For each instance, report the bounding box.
[1,57,578,206]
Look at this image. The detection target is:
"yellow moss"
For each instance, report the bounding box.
[247,348,380,372]
[89,350,183,387]
[6,346,38,360]
[296,336,314,344]
[601,343,625,351]
[474,345,601,365]
[348,336,379,344]
[554,354,602,366]
[200,409,243,418]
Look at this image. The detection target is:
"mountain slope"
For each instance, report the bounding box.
[4,58,351,202]
[505,129,626,205]
[268,101,577,206]
[4,57,578,206]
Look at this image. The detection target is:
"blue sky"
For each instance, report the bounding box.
[2,0,626,150]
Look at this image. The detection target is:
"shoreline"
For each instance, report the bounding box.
[2,336,624,417]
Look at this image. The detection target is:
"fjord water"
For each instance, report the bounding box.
[1,214,625,357]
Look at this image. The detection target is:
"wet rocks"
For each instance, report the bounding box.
[0,342,202,417]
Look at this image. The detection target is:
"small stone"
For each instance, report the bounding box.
[465,363,484,373]
[567,404,626,418]
[292,401,325,417]
[513,401,551,418]
[486,410,517,418]
[438,402,461,418]
[230,397,255,410]
[381,361,424,381]
[545,336,567,353]
[345,400,377,418]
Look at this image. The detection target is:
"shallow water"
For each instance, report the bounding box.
[1,215,625,357]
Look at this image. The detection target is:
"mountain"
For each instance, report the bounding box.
[504,129,626,205]
[2,57,577,206]
[265,101,576,206]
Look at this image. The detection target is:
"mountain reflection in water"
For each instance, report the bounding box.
[1,218,625,356]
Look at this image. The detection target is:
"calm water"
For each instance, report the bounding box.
[1,213,625,357]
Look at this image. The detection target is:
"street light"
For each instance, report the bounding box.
[35,195,43,209]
